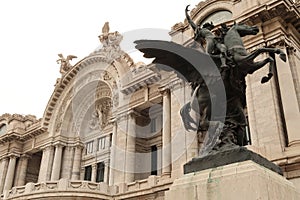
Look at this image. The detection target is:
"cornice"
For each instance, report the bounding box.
[121,64,161,95]
[0,126,46,144]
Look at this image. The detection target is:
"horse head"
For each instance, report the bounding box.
[232,22,259,37]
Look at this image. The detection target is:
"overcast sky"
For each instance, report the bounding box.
[0,0,201,118]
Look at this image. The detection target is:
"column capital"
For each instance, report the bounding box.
[92,163,97,169]
[20,154,31,159]
[41,144,54,151]
[74,144,84,150]
[103,159,110,165]
[0,156,9,162]
[159,76,184,93]
[7,153,20,159]
[116,109,140,122]
[159,88,170,95]
[53,143,64,148]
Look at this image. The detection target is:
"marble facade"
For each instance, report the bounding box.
[0,0,300,199]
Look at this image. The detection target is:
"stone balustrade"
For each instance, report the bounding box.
[1,175,173,200]
[2,179,116,200]
[116,175,173,198]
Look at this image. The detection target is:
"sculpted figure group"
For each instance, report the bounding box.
[135,5,287,155]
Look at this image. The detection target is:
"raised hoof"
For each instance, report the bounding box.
[261,76,271,83]
[279,53,287,62]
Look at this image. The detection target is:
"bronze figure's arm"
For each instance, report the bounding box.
[185,5,197,31]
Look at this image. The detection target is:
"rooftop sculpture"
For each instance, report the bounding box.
[135,5,287,156]
[56,54,77,75]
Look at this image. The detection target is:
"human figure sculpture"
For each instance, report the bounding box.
[185,5,228,69]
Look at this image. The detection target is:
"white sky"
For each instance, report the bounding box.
[0,0,201,118]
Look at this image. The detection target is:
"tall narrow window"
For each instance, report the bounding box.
[84,165,92,181]
[151,145,157,175]
[97,137,106,150]
[96,162,105,182]
[86,141,94,154]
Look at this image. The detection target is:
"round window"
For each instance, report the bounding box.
[200,10,232,27]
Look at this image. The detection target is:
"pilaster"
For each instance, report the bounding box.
[125,111,136,183]
[161,89,171,176]
[71,145,83,180]
[38,145,55,182]
[109,120,117,185]
[0,157,9,194]
[14,154,30,186]
[3,155,17,191]
[51,144,64,181]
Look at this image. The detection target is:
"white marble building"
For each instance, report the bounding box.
[0,0,300,199]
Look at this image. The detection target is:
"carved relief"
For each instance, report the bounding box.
[55,89,74,133]
[103,71,112,80]
[89,98,112,130]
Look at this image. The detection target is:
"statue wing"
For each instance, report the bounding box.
[66,55,77,61]
[58,53,64,59]
[134,40,221,85]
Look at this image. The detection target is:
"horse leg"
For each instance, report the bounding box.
[244,48,286,62]
[243,48,285,83]
[261,57,274,83]
[247,57,274,83]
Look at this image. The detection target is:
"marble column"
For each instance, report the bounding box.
[61,146,74,179]
[0,157,9,194]
[104,161,109,183]
[3,156,17,191]
[38,146,55,182]
[109,121,117,185]
[91,164,97,182]
[125,112,136,183]
[14,155,29,186]
[71,146,83,180]
[162,89,171,176]
[51,144,63,181]
[275,47,300,146]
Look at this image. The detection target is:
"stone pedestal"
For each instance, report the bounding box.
[184,147,282,175]
[165,160,300,200]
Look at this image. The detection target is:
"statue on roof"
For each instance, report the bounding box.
[102,22,110,36]
[94,22,124,62]
[56,54,77,75]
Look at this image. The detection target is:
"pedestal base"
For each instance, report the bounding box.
[184,147,282,175]
[165,160,300,200]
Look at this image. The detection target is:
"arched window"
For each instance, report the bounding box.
[200,10,232,27]
[0,124,7,135]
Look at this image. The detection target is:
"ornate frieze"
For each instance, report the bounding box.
[121,64,161,95]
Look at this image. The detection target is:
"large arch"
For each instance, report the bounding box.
[42,52,134,137]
